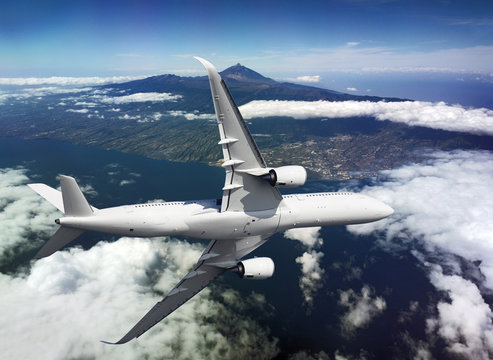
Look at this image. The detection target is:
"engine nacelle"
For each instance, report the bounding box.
[263,165,307,188]
[236,257,275,280]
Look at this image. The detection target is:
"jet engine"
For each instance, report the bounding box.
[236,257,275,279]
[263,165,307,188]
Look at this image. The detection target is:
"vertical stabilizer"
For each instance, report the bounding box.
[60,175,93,216]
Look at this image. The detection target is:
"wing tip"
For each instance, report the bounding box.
[194,56,218,76]
[100,340,116,345]
[100,338,130,345]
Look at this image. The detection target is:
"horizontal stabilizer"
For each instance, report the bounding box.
[34,226,85,259]
[28,183,64,213]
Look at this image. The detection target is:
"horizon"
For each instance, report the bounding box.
[1,60,492,108]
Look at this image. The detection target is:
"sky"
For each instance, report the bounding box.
[1,2,493,357]
[1,0,493,78]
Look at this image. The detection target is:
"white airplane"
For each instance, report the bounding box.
[28,57,393,344]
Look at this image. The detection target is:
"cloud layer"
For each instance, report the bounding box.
[347,149,493,358]
[0,76,148,86]
[239,100,493,135]
[0,168,279,360]
[99,92,182,104]
[0,168,60,267]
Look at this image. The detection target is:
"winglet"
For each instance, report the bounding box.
[194,56,219,79]
[100,340,118,345]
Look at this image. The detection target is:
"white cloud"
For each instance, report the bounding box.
[99,92,182,104]
[346,150,493,357]
[0,168,60,266]
[0,87,94,104]
[74,101,98,107]
[0,167,279,359]
[284,227,324,305]
[239,100,493,136]
[346,42,360,47]
[346,87,357,92]
[118,114,141,120]
[295,250,325,305]
[0,238,279,359]
[0,76,148,86]
[338,285,386,335]
[427,266,493,359]
[296,75,321,83]
[282,45,493,74]
[284,227,323,249]
[119,179,135,186]
[167,110,216,121]
[66,109,90,114]
[347,150,493,288]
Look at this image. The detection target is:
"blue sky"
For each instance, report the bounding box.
[1,0,492,78]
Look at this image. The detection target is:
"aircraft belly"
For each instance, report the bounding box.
[183,208,280,240]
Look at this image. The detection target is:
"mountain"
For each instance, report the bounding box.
[0,63,491,180]
[220,63,278,84]
[108,64,402,113]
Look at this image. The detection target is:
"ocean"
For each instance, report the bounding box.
[0,136,436,359]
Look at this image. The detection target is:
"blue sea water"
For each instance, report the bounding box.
[0,136,436,358]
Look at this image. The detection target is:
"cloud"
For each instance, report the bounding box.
[284,227,323,249]
[0,87,94,104]
[118,114,141,120]
[346,42,360,47]
[295,251,325,305]
[167,110,216,121]
[99,92,182,104]
[346,149,493,357]
[282,45,493,74]
[295,75,321,83]
[347,150,493,288]
[427,266,493,359]
[0,76,148,86]
[0,168,60,268]
[338,285,386,335]
[119,179,135,186]
[0,238,280,359]
[66,109,90,114]
[239,100,493,136]
[284,227,324,305]
[346,87,357,92]
[0,167,279,359]
[74,101,98,107]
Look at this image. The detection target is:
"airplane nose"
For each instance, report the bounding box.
[377,202,394,218]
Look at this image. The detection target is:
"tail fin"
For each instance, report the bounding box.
[28,175,97,215]
[28,175,95,259]
[60,175,94,216]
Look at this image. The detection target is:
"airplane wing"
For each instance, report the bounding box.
[195,57,281,212]
[104,236,267,344]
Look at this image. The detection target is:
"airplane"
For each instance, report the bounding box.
[28,57,394,344]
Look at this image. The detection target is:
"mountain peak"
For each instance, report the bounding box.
[220,63,277,84]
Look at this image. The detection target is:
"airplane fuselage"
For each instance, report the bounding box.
[57,191,393,240]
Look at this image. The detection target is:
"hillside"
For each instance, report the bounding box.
[0,64,491,179]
